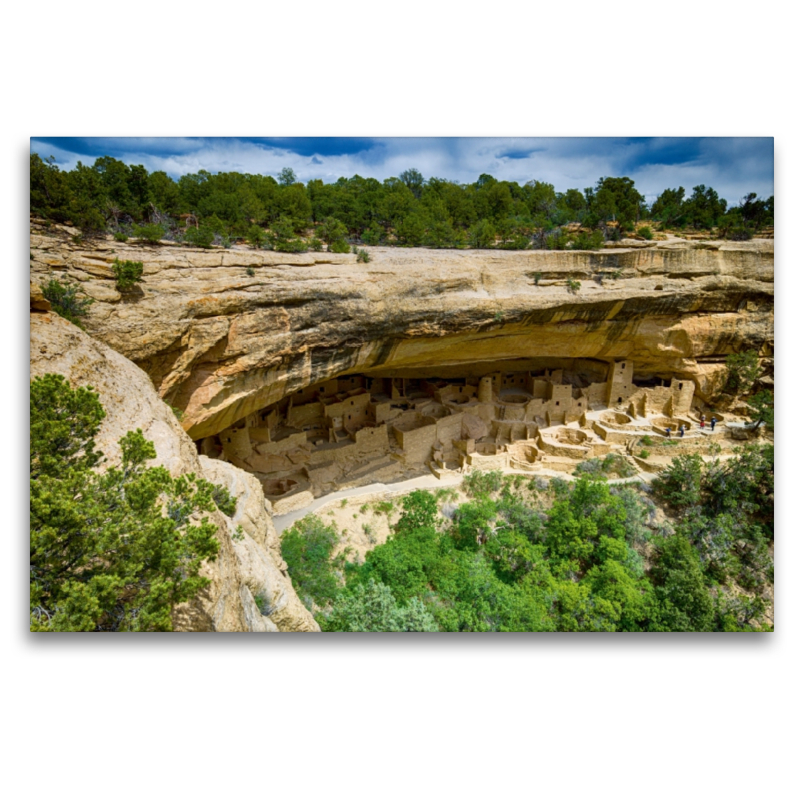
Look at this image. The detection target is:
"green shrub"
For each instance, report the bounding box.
[637,225,654,240]
[652,453,705,508]
[546,229,571,250]
[41,278,94,328]
[361,223,384,246]
[374,500,394,516]
[329,239,350,254]
[246,224,265,249]
[322,579,438,632]
[356,248,371,263]
[184,226,214,249]
[209,483,237,517]
[468,219,496,249]
[362,523,377,545]
[318,217,348,248]
[639,449,650,459]
[245,266,255,277]
[132,223,165,244]
[308,237,323,252]
[567,278,581,294]
[113,230,128,242]
[725,350,760,394]
[268,217,308,253]
[571,230,605,250]
[111,258,144,292]
[574,454,636,480]
[533,272,542,285]
[462,469,503,497]
[280,515,345,610]
[254,592,272,614]
[30,374,220,631]
[747,390,774,430]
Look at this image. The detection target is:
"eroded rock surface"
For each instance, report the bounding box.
[30,310,318,632]
[30,225,773,443]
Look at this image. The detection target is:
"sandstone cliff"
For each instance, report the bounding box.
[30,224,773,442]
[29,308,319,632]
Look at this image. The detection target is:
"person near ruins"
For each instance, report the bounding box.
[679,425,685,437]
[711,416,717,431]
[665,426,671,438]
[700,413,706,429]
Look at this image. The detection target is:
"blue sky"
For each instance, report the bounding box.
[30,136,774,204]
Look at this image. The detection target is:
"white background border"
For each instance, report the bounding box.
[5,3,795,798]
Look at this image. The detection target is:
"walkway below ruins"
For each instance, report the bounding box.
[271,465,651,534]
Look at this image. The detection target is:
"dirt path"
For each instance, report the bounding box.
[272,472,462,533]
[271,466,650,534]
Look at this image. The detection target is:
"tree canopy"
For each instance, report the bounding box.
[280,457,773,632]
[30,374,234,631]
[30,153,773,247]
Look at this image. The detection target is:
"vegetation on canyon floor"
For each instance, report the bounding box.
[281,448,773,632]
[31,154,773,251]
[30,374,238,631]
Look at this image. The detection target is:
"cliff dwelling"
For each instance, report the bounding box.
[199,359,709,513]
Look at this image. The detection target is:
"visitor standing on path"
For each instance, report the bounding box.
[665,426,671,438]
[679,425,685,438]
[700,413,706,429]
[711,416,717,431]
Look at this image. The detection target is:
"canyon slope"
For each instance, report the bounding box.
[30,307,319,632]
[30,224,773,442]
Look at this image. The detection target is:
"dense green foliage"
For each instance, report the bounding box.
[279,455,773,632]
[30,374,236,632]
[747,390,774,430]
[652,447,773,604]
[323,580,438,632]
[31,153,773,247]
[650,185,773,237]
[280,516,347,610]
[726,350,761,394]
[41,278,93,328]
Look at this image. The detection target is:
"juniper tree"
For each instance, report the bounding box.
[30,374,229,631]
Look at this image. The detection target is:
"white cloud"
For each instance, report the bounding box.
[30,136,774,204]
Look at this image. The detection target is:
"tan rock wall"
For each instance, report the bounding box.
[30,228,773,439]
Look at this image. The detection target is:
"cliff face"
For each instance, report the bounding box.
[30,225,773,441]
[30,310,319,632]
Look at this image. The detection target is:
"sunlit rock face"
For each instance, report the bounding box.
[30,224,773,441]
[30,307,319,633]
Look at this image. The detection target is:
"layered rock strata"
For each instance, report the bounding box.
[30,224,773,443]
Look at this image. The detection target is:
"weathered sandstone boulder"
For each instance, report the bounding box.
[30,309,318,632]
[198,456,319,632]
[30,225,773,440]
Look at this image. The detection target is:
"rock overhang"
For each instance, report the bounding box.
[29,226,774,441]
